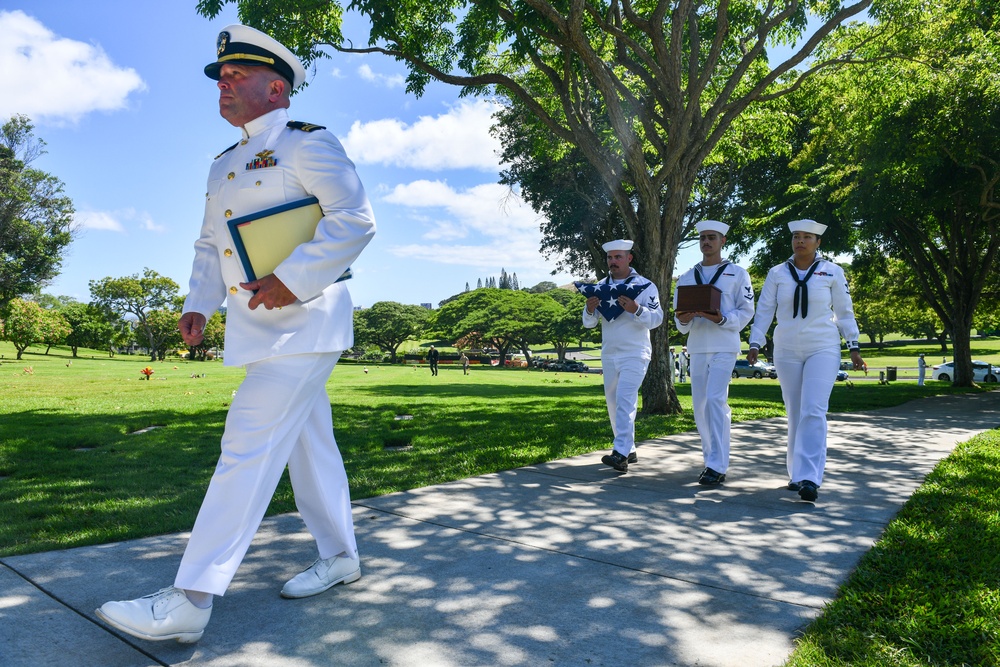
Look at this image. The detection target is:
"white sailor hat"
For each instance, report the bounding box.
[696,220,729,235]
[787,219,828,236]
[205,24,307,90]
[602,239,634,252]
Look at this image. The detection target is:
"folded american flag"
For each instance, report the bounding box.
[575,280,651,321]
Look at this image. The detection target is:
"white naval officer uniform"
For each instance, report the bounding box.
[674,261,755,474]
[177,107,376,595]
[583,269,664,458]
[749,254,859,487]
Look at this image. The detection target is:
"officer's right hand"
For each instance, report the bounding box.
[746,348,759,365]
[179,311,207,347]
[586,296,600,314]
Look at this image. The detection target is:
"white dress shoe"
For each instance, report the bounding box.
[95,587,211,643]
[281,555,361,599]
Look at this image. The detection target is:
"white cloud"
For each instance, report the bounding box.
[0,10,146,124]
[136,211,167,233]
[357,64,405,88]
[74,210,124,232]
[382,180,553,270]
[341,100,501,171]
[74,208,165,234]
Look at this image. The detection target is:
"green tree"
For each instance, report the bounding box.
[0,116,75,309]
[431,288,557,366]
[353,301,429,363]
[737,1,1000,385]
[525,281,558,294]
[89,269,180,362]
[60,301,117,357]
[38,308,70,354]
[1,298,46,359]
[145,308,184,361]
[197,0,873,414]
[541,289,597,361]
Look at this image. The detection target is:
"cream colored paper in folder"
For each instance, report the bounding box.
[233,200,322,281]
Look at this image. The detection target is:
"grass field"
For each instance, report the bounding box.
[0,339,983,557]
[3,340,999,665]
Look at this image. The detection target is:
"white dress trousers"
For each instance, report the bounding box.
[773,347,840,486]
[602,355,650,457]
[174,352,357,596]
[688,351,738,473]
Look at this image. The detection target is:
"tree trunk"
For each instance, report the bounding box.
[634,176,687,416]
[949,307,976,386]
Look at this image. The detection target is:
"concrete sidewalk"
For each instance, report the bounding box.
[3,391,999,667]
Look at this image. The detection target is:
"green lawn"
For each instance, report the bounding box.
[785,429,1000,667]
[2,340,999,665]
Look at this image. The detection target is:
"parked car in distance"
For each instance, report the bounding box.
[732,359,777,379]
[932,361,1000,383]
[836,370,849,381]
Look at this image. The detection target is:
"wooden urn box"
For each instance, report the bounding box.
[675,284,722,313]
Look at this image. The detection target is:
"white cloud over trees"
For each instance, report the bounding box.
[341,99,502,171]
[0,10,145,124]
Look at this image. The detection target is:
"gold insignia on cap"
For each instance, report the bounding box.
[217,31,230,57]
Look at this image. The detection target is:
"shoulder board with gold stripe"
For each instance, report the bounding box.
[286,121,327,132]
[215,142,238,160]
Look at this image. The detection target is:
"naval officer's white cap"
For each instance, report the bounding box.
[696,220,730,235]
[602,239,634,252]
[205,24,307,90]
[787,219,828,236]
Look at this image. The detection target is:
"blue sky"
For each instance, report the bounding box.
[2,2,703,308]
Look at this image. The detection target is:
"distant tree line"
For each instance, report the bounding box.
[354,285,597,366]
[0,268,225,362]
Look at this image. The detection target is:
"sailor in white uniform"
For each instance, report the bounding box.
[674,220,755,484]
[583,240,664,472]
[97,24,376,643]
[747,220,864,502]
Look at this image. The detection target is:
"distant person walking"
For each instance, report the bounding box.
[747,219,864,503]
[917,353,927,386]
[460,352,470,375]
[428,346,439,376]
[580,239,663,473]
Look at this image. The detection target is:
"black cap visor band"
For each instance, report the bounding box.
[204,41,295,85]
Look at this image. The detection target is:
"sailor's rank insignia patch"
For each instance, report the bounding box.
[287,121,326,132]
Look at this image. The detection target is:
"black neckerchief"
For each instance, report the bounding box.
[787,260,821,318]
[694,262,729,286]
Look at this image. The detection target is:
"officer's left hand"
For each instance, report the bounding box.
[241,274,297,310]
[618,295,639,314]
[850,348,864,370]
